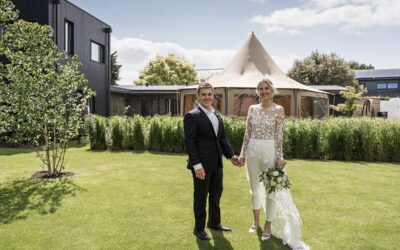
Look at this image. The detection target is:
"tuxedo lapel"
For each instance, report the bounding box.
[216,112,222,139]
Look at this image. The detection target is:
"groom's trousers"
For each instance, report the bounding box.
[192,168,223,232]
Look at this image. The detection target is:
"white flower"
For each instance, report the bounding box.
[272,171,279,177]
[277,177,283,183]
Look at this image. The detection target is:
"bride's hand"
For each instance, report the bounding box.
[276,159,286,169]
[238,156,245,166]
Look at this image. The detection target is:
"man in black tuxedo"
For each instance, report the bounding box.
[184,82,240,241]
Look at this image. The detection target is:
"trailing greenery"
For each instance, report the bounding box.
[86,115,400,162]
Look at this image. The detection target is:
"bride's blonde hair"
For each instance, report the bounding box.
[256,78,276,96]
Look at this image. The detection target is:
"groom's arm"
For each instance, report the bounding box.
[184,113,201,168]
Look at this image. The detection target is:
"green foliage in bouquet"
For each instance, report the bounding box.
[259,168,291,194]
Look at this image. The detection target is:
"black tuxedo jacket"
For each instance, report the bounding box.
[184,107,234,172]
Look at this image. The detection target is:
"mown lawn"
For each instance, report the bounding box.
[0,146,399,250]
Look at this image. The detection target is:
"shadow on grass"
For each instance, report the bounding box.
[0,177,84,224]
[195,230,233,250]
[0,147,36,156]
[256,228,292,250]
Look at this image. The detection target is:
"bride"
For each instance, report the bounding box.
[238,79,309,250]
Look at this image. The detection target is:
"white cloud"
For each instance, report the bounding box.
[111,36,236,85]
[249,0,265,3]
[251,0,400,35]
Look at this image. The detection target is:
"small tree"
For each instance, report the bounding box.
[339,85,366,116]
[111,50,121,85]
[135,54,197,85]
[0,17,94,176]
[288,50,357,86]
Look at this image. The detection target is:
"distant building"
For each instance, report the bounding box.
[110,85,181,116]
[356,69,400,98]
[11,0,112,116]
[308,85,345,105]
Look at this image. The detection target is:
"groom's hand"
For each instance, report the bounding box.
[230,155,240,166]
[195,168,206,180]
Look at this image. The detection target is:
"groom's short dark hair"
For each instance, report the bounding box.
[197,82,214,94]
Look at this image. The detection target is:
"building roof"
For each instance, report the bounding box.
[196,68,223,82]
[205,33,326,95]
[355,69,400,79]
[111,85,183,94]
[308,85,346,91]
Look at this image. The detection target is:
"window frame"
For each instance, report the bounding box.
[376,83,387,90]
[90,41,105,63]
[64,19,74,55]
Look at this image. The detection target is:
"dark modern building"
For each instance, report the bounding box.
[11,0,112,116]
[356,69,400,98]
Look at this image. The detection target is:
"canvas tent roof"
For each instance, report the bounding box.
[207,33,326,95]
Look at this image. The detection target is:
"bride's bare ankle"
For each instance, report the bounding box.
[263,221,272,234]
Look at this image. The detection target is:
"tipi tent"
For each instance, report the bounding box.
[180,33,329,118]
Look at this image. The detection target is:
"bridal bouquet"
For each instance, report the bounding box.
[259,168,291,194]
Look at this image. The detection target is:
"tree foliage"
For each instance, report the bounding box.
[111,51,121,85]
[347,60,374,70]
[0,1,94,176]
[135,54,197,85]
[288,50,357,86]
[339,85,367,116]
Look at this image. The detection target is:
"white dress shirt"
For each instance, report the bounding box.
[193,104,220,171]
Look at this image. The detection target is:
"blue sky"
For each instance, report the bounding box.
[70,0,400,85]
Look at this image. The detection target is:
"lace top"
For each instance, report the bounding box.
[240,104,285,161]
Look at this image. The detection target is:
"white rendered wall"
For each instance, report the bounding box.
[380,98,400,120]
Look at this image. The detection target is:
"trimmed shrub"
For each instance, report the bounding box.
[131,116,146,151]
[87,115,107,150]
[86,115,399,163]
[147,116,163,151]
[223,116,246,155]
[109,116,125,150]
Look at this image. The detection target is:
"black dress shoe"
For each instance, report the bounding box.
[193,230,212,241]
[207,224,232,232]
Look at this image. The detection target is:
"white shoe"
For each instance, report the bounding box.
[248,225,259,233]
[261,233,271,241]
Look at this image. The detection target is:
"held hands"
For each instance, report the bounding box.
[230,155,245,167]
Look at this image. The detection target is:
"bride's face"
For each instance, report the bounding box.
[258,82,273,100]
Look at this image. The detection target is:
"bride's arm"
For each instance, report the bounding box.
[239,105,253,161]
[275,106,285,167]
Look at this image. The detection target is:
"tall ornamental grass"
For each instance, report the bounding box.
[86,116,400,162]
[109,116,125,150]
[224,116,246,155]
[86,115,107,150]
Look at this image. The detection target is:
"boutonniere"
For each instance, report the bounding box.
[214,111,222,120]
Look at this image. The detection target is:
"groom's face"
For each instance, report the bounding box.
[197,87,214,110]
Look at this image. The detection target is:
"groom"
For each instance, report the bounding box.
[184,82,240,241]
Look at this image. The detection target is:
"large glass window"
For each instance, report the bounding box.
[64,20,74,54]
[91,41,105,63]
[376,83,387,89]
[387,82,398,89]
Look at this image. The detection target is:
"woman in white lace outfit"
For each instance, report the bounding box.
[239,79,309,250]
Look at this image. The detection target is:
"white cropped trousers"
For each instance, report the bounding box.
[246,138,277,222]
